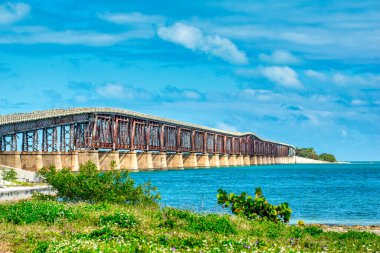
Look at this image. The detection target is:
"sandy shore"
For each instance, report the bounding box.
[317,224,380,235]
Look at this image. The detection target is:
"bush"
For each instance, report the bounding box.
[0,200,81,224]
[217,187,292,223]
[1,168,17,181]
[161,207,236,235]
[99,212,139,228]
[37,161,160,205]
[318,153,337,162]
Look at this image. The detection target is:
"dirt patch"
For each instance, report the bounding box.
[0,241,12,253]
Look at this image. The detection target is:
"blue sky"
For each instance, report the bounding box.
[0,0,379,161]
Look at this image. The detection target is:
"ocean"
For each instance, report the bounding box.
[131,162,380,225]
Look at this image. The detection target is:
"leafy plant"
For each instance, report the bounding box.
[99,212,139,228]
[1,168,17,181]
[318,153,337,162]
[0,200,81,224]
[217,187,292,223]
[37,161,160,205]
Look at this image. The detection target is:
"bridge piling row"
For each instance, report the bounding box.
[0,150,294,171]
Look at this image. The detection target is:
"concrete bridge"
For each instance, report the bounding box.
[0,108,296,171]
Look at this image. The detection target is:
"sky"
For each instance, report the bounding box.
[0,0,379,161]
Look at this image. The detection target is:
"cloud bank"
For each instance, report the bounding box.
[157,22,248,65]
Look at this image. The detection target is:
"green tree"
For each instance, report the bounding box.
[217,187,292,223]
[1,168,17,181]
[318,153,337,162]
[37,161,160,205]
[296,147,319,159]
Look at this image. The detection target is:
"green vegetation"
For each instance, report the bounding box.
[1,168,17,181]
[296,147,337,162]
[0,162,378,252]
[217,187,292,223]
[38,161,160,205]
[0,199,378,252]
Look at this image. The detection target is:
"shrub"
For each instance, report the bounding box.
[99,212,139,228]
[304,225,324,237]
[217,187,292,223]
[37,161,160,205]
[161,207,236,235]
[318,153,337,162]
[0,200,81,224]
[1,168,17,181]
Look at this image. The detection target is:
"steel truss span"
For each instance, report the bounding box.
[0,108,295,157]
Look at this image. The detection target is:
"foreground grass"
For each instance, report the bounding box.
[0,200,379,253]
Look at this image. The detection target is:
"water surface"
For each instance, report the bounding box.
[131,162,380,225]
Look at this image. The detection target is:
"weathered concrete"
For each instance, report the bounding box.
[99,151,120,170]
[0,186,54,202]
[229,154,237,166]
[41,152,62,170]
[0,151,21,168]
[20,151,43,171]
[236,155,244,166]
[78,150,100,169]
[137,152,154,170]
[219,154,229,167]
[183,153,197,168]
[119,151,138,171]
[152,152,168,170]
[209,154,220,167]
[197,153,210,167]
[250,155,258,165]
[167,153,184,169]
[60,151,79,171]
[243,155,250,166]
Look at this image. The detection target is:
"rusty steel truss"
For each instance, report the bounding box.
[0,108,295,156]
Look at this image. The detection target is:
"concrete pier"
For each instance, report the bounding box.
[119,151,138,171]
[197,153,210,167]
[99,151,120,170]
[209,154,220,167]
[137,152,153,170]
[167,153,184,169]
[152,152,168,170]
[219,154,229,167]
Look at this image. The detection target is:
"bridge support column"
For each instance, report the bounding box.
[257,155,263,165]
[167,153,183,169]
[236,155,244,166]
[250,155,258,165]
[228,154,237,166]
[137,152,153,170]
[267,156,272,165]
[41,152,62,170]
[0,151,22,168]
[61,151,79,171]
[20,151,43,171]
[289,156,295,164]
[219,154,229,167]
[152,152,168,170]
[197,153,210,167]
[78,150,100,169]
[183,153,197,168]
[243,155,250,166]
[99,151,120,170]
[119,151,138,171]
[209,154,220,167]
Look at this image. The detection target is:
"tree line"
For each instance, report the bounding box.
[296,147,337,162]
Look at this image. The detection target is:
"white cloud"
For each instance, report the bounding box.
[98,12,165,25]
[304,69,327,81]
[96,83,126,98]
[259,50,299,64]
[0,2,30,24]
[340,129,348,138]
[157,22,248,65]
[215,122,238,132]
[0,27,153,46]
[260,66,302,88]
[351,99,368,106]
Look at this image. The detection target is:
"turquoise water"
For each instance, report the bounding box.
[131,162,380,225]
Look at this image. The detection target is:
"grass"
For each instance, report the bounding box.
[0,200,379,252]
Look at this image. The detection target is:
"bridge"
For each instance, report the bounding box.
[0,108,296,171]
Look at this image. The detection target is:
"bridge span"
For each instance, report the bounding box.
[0,108,296,171]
